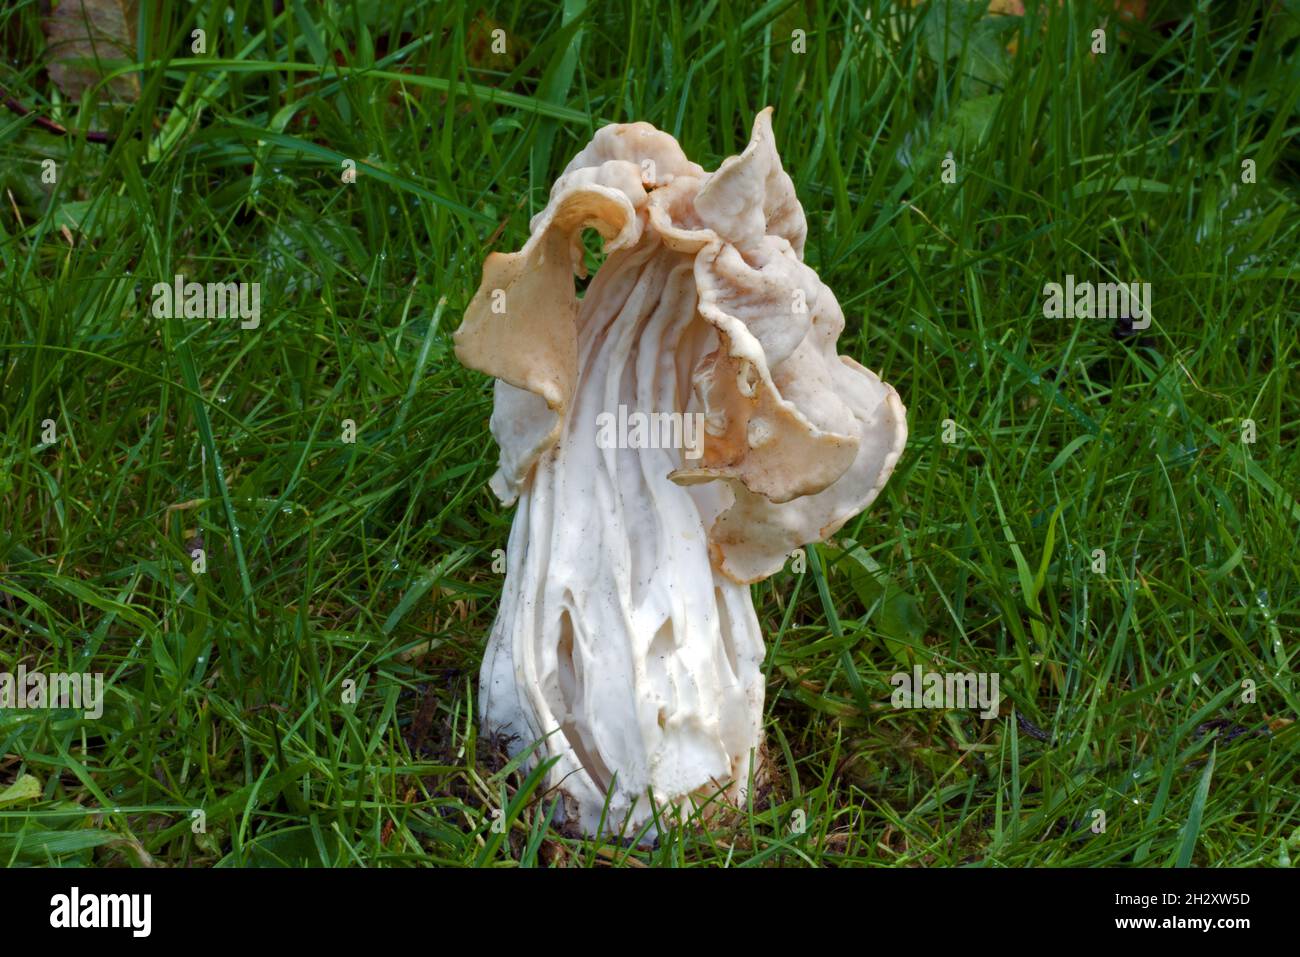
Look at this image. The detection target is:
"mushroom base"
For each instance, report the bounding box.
[479,240,769,841]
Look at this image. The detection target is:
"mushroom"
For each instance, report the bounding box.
[454,109,907,839]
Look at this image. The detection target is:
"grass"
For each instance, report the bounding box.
[0,0,1297,867]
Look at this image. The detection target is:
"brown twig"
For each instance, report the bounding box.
[0,86,112,143]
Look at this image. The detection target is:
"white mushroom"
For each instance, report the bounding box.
[454,109,907,839]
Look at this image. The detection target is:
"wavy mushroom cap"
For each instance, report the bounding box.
[455,108,907,583]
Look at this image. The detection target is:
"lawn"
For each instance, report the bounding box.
[0,0,1297,867]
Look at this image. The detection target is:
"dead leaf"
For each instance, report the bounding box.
[42,0,139,102]
[0,773,42,807]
